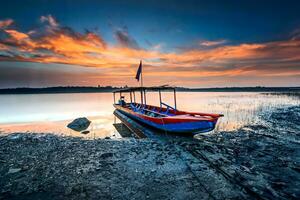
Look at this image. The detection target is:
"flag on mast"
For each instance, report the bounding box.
[135,60,142,81]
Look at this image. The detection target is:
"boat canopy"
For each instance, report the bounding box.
[113,86,175,93]
[113,86,177,110]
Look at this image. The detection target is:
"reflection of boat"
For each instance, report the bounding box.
[113,110,149,138]
[113,86,223,134]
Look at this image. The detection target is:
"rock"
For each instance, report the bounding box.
[156,160,164,165]
[8,168,21,174]
[100,153,113,159]
[67,117,91,132]
[240,165,251,173]
[8,134,21,140]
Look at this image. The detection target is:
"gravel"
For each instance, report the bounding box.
[0,106,299,200]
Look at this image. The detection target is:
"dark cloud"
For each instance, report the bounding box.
[114,28,140,49]
[0,15,107,63]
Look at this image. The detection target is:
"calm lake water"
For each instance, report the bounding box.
[0,92,299,138]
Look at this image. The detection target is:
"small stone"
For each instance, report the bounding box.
[100,152,113,159]
[240,165,251,173]
[8,135,21,140]
[8,168,21,174]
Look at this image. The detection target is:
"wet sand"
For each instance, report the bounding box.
[0,106,299,199]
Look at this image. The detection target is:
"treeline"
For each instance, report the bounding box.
[0,86,120,94]
[0,86,299,94]
[176,86,300,92]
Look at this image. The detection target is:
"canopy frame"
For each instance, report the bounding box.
[113,86,177,110]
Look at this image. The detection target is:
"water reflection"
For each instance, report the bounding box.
[0,116,122,139]
[0,92,299,138]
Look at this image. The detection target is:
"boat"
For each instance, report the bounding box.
[113,86,223,134]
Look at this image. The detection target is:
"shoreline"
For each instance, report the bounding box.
[0,87,299,95]
[0,105,299,199]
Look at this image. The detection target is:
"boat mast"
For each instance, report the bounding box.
[140,60,144,105]
[140,60,143,88]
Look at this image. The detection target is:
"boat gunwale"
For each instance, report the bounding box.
[114,104,219,133]
[114,103,222,123]
[128,102,223,119]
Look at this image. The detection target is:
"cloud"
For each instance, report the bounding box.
[4,30,29,40]
[199,39,227,47]
[40,15,59,27]
[114,28,140,49]
[0,43,8,50]
[0,19,13,29]
[0,16,300,87]
[0,16,107,60]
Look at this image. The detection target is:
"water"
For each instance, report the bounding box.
[0,92,299,138]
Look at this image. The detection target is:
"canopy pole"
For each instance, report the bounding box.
[159,89,162,108]
[174,89,177,110]
[130,91,132,103]
[113,93,116,104]
[140,89,143,105]
[133,91,136,103]
[144,89,147,105]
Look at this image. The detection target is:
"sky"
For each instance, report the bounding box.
[0,0,300,88]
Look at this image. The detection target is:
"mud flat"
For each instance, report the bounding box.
[0,106,299,199]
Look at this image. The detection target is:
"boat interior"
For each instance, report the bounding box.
[119,102,218,120]
[125,103,175,117]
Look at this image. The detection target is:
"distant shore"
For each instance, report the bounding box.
[0,86,299,94]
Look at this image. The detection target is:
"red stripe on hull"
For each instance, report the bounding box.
[114,104,221,125]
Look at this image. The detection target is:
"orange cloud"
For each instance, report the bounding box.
[5,30,29,40]
[0,16,299,86]
[0,43,8,50]
[0,19,13,29]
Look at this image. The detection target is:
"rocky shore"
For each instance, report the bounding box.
[0,106,299,199]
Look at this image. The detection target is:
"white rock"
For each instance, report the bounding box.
[8,168,21,174]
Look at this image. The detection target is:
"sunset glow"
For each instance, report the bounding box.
[0,1,299,88]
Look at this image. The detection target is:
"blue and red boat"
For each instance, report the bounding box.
[113,86,223,134]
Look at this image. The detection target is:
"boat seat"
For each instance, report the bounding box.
[130,103,137,111]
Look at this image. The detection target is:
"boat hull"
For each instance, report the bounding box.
[114,104,221,134]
